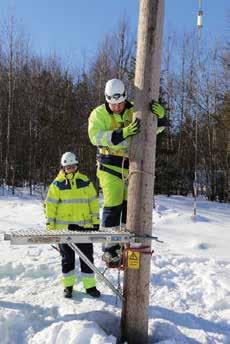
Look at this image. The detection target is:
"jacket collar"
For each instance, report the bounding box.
[57,169,79,180]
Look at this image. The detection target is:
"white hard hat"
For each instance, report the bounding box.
[61,152,78,167]
[105,79,126,104]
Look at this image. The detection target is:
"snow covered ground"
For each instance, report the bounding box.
[0,189,229,343]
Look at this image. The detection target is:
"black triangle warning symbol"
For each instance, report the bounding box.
[129,252,138,260]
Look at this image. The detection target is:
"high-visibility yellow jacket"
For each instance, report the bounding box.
[88,102,133,158]
[88,101,166,182]
[45,170,99,230]
[88,100,165,157]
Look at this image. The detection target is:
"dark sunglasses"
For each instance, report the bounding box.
[106,92,125,100]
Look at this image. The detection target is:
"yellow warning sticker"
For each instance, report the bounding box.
[128,251,140,269]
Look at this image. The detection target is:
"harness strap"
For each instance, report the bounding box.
[97,153,129,169]
[99,164,123,180]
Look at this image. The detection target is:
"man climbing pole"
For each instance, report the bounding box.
[88,78,165,267]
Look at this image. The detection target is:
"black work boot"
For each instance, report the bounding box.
[63,286,73,298]
[86,286,101,298]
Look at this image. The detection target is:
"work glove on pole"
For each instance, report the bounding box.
[122,118,141,139]
[150,101,165,118]
[150,100,166,134]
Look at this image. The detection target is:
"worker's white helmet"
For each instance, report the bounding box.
[105,79,126,104]
[61,152,78,167]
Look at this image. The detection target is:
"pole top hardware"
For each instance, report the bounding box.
[197,0,203,29]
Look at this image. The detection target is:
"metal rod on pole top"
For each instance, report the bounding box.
[197,0,203,29]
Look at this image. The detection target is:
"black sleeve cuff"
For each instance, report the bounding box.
[158,117,168,127]
[111,129,125,145]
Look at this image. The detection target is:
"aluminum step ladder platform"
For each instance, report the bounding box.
[4,228,134,300]
[4,228,133,245]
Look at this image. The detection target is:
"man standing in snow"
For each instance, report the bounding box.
[45,152,101,299]
[88,79,166,267]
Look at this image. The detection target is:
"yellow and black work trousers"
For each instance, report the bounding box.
[97,157,128,228]
[58,224,96,289]
[59,243,96,289]
[97,154,129,254]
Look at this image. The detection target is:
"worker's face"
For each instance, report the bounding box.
[63,164,78,174]
[108,101,126,114]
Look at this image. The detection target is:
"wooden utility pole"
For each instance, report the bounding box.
[121,1,164,343]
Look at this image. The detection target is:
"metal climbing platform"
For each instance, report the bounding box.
[4,228,134,245]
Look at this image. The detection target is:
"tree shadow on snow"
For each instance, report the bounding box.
[149,305,230,337]
[60,309,121,338]
[0,300,120,339]
[0,300,59,331]
[72,289,122,307]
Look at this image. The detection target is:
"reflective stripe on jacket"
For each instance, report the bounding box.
[45,170,99,230]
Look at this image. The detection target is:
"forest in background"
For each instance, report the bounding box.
[0,16,229,202]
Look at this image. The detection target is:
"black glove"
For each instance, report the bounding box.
[93,224,100,231]
[68,224,83,231]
